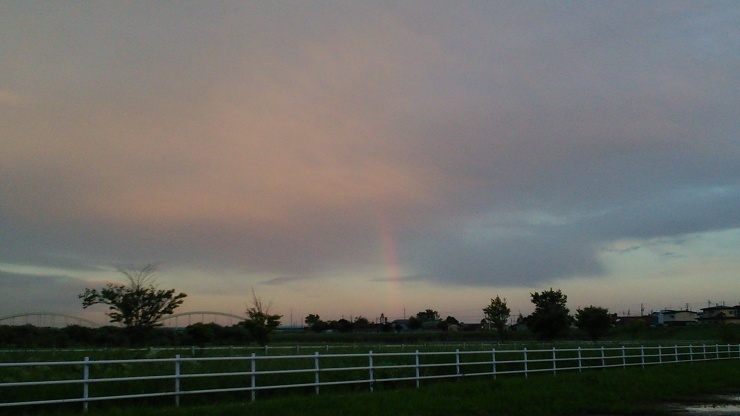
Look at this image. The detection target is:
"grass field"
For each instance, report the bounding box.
[22,358,735,416]
[2,324,738,415]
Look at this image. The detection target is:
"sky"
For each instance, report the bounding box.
[1,1,738,327]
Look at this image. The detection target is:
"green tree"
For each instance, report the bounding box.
[416,309,440,322]
[241,290,282,346]
[329,318,353,333]
[412,309,442,330]
[483,296,511,337]
[439,315,460,331]
[79,264,187,336]
[304,314,321,327]
[304,314,329,332]
[187,322,217,347]
[575,305,612,341]
[528,288,571,340]
[407,316,422,330]
[354,316,370,330]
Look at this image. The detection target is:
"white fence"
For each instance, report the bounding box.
[1,343,738,411]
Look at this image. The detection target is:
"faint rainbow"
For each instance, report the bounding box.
[377,211,404,320]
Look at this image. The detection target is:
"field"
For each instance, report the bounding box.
[2,324,738,415]
[13,358,740,416]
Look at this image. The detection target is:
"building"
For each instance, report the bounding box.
[699,305,740,325]
[650,310,698,326]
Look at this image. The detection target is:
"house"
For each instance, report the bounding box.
[509,314,528,331]
[612,315,650,327]
[650,310,698,326]
[390,319,410,332]
[699,305,740,325]
[509,321,528,331]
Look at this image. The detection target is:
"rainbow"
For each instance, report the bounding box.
[377,212,405,320]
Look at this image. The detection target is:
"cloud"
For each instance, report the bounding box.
[403,226,605,287]
[0,90,30,108]
[0,270,90,315]
[0,1,737,307]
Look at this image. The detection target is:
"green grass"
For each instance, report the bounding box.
[2,343,737,412]
[30,358,738,416]
[2,332,737,415]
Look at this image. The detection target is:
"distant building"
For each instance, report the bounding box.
[612,315,650,327]
[699,305,740,325]
[509,314,529,331]
[390,319,410,332]
[510,321,528,331]
[650,310,698,326]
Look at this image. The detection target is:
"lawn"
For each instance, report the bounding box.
[18,357,740,416]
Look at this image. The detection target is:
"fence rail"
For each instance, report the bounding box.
[1,343,737,411]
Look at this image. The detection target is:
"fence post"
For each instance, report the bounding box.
[83,357,90,412]
[577,347,582,372]
[313,351,319,394]
[415,350,420,388]
[640,346,645,369]
[249,353,257,401]
[455,349,461,379]
[689,344,694,362]
[492,348,497,379]
[621,346,626,369]
[552,347,557,376]
[601,346,605,369]
[174,354,181,407]
[703,344,707,361]
[675,345,679,362]
[523,348,528,378]
[368,351,374,392]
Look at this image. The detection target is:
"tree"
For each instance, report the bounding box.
[304,314,321,327]
[326,318,353,333]
[187,322,217,347]
[354,316,370,331]
[439,315,460,331]
[241,290,282,346]
[407,316,422,330]
[483,296,511,337]
[79,263,186,334]
[527,288,571,340]
[411,309,442,330]
[304,314,329,332]
[416,309,440,322]
[575,305,612,341]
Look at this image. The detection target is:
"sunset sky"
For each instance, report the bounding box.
[1,2,738,326]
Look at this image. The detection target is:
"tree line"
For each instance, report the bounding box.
[497,288,613,341]
[1,264,615,348]
[303,289,612,341]
[79,264,613,344]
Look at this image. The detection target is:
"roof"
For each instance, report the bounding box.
[655,309,697,314]
[701,305,738,311]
